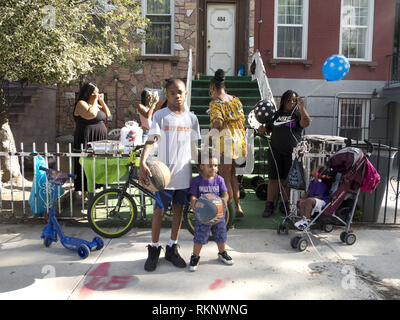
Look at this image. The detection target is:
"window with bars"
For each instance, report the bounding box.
[338,98,370,140]
[340,0,374,60]
[274,0,309,59]
[143,0,173,55]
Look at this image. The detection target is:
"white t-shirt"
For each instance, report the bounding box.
[148,107,200,190]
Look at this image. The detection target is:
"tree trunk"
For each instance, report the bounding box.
[0,86,24,184]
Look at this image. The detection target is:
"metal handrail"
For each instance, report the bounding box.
[251,50,277,108]
[185,48,193,110]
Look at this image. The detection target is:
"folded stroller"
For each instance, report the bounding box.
[288,141,380,252]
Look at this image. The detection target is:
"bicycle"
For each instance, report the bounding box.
[87,145,158,238]
[87,145,234,238]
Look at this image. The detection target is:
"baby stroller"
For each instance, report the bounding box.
[288,140,380,252]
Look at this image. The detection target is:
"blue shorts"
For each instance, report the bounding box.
[193,217,227,245]
[154,188,189,211]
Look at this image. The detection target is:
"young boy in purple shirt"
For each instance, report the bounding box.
[295,165,330,230]
[188,151,232,271]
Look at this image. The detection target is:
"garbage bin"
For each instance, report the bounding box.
[356,143,398,223]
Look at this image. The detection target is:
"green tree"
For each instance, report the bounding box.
[0,0,149,182]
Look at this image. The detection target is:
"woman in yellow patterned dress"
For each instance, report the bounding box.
[208,69,247,218]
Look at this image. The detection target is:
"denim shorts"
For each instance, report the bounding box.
[154,188,190,211]
[193,217,227,245]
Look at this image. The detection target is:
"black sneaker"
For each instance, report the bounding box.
[189,255,200,272]
[165,244,187,268]
[218,251,234,265]
[144,245,162,272]
[262,201,274,218]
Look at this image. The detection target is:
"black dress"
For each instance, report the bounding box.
[73,106,108,192]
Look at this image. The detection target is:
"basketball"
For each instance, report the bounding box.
[194,193,225,225]
[253,99,276,125]
[141,160,171,192]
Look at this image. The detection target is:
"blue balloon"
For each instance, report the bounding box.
[322,54,350,81]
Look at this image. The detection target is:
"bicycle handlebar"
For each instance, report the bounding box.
[38,166,49,172]
[134,144,146,150]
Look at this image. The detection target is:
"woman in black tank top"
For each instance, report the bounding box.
[73,82,111,195]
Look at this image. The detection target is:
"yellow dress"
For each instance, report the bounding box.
[209,97,247,160]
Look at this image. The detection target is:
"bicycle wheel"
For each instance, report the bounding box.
[87,188,138,238]
[183,202,234,237]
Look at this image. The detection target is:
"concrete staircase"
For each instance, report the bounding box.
[6,83,56,154]
[190,75,269,188]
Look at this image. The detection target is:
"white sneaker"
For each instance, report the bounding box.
[189,255,200,272]
[218,251,234,265]
[295,217,310,230]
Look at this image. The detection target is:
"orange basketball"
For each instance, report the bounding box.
[194,193,225,225]
[141,160,171,192]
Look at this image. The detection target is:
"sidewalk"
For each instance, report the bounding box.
[0,223,399,300]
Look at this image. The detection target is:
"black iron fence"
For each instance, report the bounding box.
[387,53,400,86]
[364,139,400,224]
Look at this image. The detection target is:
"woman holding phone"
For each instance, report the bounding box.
[259,90,311,217]
[73,82,111,198]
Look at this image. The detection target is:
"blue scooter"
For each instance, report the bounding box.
[39,166,104,259]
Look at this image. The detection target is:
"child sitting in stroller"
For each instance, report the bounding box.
[294,165,331,230]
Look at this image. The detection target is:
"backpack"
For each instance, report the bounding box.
[360,158,380,193]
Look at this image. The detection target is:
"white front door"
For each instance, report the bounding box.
[206,4,236,76]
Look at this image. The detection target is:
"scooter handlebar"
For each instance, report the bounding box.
[39,166,76,179]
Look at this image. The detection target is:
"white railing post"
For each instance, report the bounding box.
[251,50,277,108]
[185,48,193,110]
[20,142,26,217]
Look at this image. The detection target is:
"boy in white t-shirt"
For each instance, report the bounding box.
[139,79,201,272]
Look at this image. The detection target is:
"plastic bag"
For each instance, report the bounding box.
[120,121,143,154]
[28,155,64,216]
[287,157,306,190]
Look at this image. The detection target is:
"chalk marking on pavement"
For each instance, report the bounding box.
[67,237,112,300]
[311,232,394,293]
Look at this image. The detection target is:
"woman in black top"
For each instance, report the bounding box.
[260,90,311,217]
[73,82,111,198]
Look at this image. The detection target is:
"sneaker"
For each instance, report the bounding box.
[294,217,311,231]
[279,201,290,216]
[218,251,234,265]
[144,245,162,272]
[189,255,200,272]
[262,201,274,218]
[165,244,187,268]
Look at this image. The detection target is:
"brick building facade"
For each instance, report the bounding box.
[56,0,255,137]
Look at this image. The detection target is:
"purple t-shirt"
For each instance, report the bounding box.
[189,174,228,198]
[308,179,330,202]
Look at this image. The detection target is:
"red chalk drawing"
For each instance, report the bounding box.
[78,262,134,299]
[209,277,230,290]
